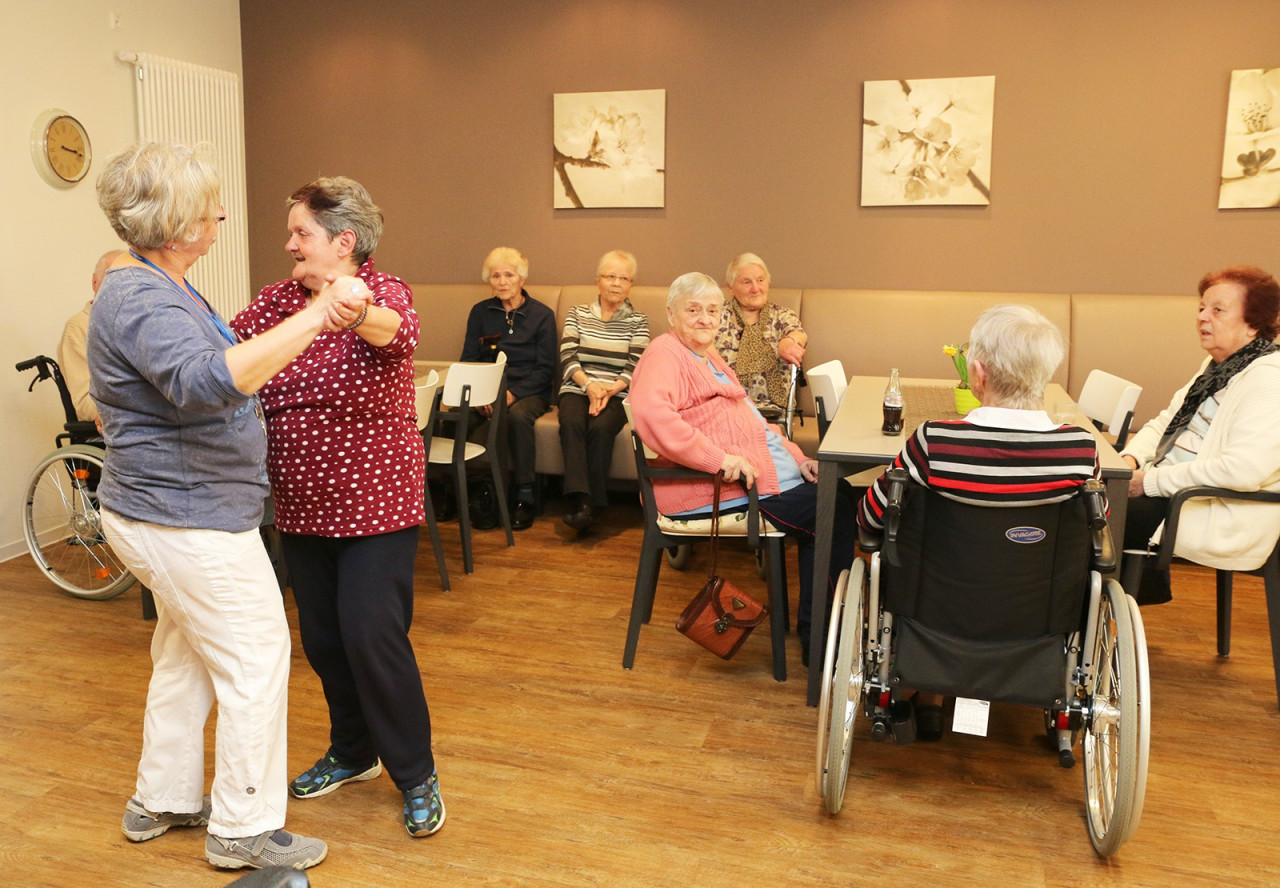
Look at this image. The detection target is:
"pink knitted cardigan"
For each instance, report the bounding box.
[629,332,808,515]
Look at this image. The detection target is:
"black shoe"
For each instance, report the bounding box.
[428,478,456,522]
[563,501,597,532]
[469,480,498,530]
[511,500,535,531]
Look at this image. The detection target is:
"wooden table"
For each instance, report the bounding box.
[804,376,1133,706]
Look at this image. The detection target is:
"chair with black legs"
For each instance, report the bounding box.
[1077,369,1142,449]
[427,353,513,574]
[806,358,847,440]
[623,428,791,681]
[1121,485,1280,709]
[415,369,450,590]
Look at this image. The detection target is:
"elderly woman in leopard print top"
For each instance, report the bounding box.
[713,253,807,416]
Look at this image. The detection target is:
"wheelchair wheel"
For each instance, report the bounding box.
[1121,591,1151,845]
[22,446,134,600]
[1081,579,1143,856]
[665,543,693,570]
[816,560,866,814]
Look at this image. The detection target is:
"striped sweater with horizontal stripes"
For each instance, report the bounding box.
[558,299,650,397]
[858,419,1101,530]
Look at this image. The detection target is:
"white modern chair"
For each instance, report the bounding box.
[414,369,450,591]
[806,359,847,439]
[428,353,513,573]
[1077,369,1142,448]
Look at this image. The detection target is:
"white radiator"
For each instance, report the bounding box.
[118,52,250,321]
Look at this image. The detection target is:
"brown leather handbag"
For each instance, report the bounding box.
[675,476,770,659]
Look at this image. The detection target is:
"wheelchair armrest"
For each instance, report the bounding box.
[64,419,98,441]
[1157,486,1280,570]
[882,466,910,567]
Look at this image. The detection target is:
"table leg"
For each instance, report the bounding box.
[807,462,838,707]
[1105,477,1128,552]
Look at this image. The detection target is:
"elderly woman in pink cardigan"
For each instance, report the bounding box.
[629,271,858,667]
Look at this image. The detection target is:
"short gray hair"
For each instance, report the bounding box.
[597,249,637,279]
[967,304,1065,409]
[667,272,724,309]
[482,247,528,282]
[287,177,383,264]
[725,252,770,287]
[96,142,221,250]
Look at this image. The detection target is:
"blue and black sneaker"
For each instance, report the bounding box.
[403,770,446,837]
[289,750,382,799]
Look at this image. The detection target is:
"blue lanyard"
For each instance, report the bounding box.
[129,250,238,345]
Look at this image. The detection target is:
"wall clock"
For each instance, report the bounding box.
[31,109,92,187]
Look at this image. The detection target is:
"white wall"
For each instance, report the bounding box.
[0,0,243,559]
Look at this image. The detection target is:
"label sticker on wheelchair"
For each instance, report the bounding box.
[1005,526,1047,544]
[952,698,990,737]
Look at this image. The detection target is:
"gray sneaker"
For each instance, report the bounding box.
[121,795,211,842]
[205,829,328,870]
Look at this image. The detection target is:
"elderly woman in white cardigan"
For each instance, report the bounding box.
[1120,265,1280,604]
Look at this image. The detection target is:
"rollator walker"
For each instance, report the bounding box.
[817,468,1150,857]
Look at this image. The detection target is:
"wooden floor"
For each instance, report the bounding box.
[2,493,1279,887]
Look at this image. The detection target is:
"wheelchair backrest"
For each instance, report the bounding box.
[882,485,1092,642]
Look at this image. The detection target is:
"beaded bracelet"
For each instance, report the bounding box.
[346,304,369,331]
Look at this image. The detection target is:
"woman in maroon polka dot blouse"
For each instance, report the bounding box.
[232,177,444,838]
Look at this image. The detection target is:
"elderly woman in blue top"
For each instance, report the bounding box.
[89,142,362,871]
[460,247,558,530]
[558,250,650,531]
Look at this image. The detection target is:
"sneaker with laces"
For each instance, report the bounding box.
[289,750,382,799]
[205,828,327,870]
[403,769,446,837]
[121,795,212,842]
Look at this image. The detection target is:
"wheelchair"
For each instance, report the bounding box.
[16,355,135,599]
[816,468,1150,857]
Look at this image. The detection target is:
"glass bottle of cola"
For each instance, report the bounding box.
[882,367,904,435]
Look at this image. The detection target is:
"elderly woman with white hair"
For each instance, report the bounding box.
[557,249,650,531]
[460,247,558,530]
[714,252,807,415]
[629,272,858,669]
[91,142,345,869]
[857,303,1102,740]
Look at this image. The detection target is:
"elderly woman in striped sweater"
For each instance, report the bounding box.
[857,303,1101,740]
[558,250,651,531]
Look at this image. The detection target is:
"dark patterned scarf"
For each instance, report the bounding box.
[1153,335,1278,463]
[731,301,789,409]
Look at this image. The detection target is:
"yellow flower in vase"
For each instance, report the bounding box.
[943,343,979,414]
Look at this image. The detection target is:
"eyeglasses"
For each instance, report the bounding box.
[599,274,632,284]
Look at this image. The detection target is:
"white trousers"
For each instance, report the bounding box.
[102,510,290,838]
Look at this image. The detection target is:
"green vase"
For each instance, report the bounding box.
[954,386,980,415]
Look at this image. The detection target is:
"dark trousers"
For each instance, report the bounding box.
[558,394,626,508]
[467,395,549,488]
[1120,495,1173,604]
[755,479,861,630]
[281,526,435,790]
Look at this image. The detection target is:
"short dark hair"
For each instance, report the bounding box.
[1199,266,1280,340]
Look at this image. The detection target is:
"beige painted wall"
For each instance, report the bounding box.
[0,0,242,558]
[241,0,1280,296]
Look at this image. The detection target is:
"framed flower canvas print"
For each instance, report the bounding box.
[553,89,666,208]
[861,75,995,206]
[1218,68,1280,209]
